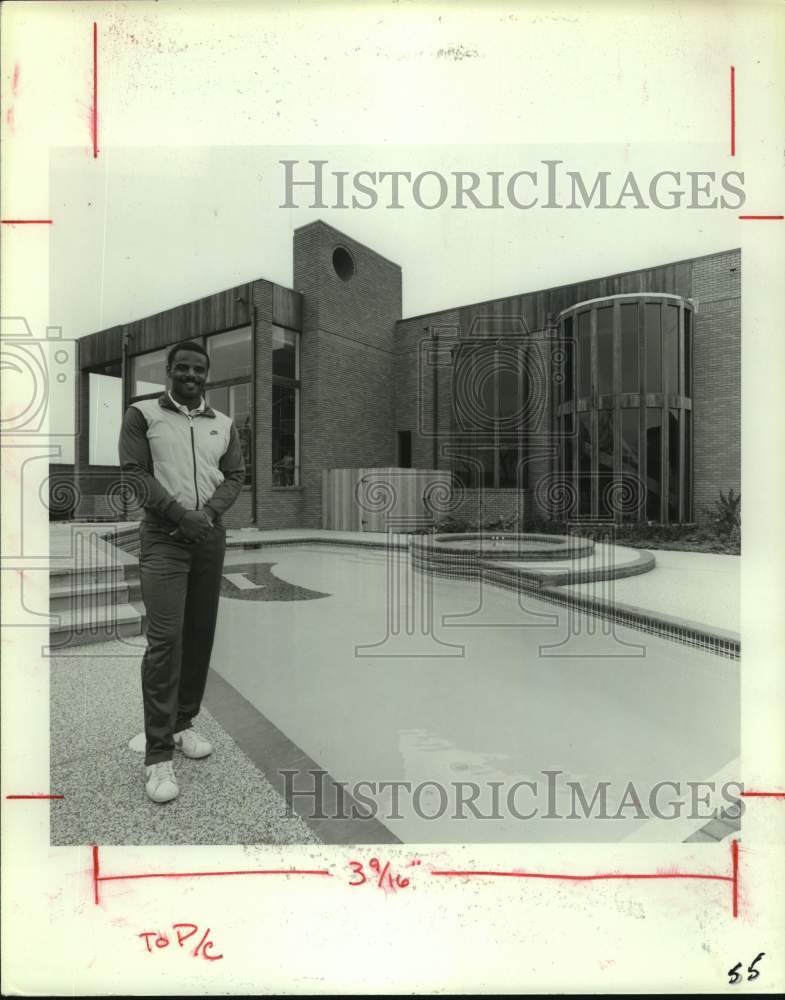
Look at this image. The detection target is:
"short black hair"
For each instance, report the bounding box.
[167,340,210,370]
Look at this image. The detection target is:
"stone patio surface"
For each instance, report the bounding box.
[563,549,740,635]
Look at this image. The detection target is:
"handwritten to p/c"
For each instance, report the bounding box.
[139,923,223,961]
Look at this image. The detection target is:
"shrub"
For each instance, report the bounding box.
[434,516,472,534]
[706,488,741,538]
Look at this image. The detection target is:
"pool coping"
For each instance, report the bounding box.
[203,671,400,845]
[417,552,740,660]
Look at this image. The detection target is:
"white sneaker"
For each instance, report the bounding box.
[145,760,179,803]
[174,728,213,759]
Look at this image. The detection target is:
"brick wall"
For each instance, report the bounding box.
[292,221,402,527]
[222,488,254,529]
[690,250,741,520]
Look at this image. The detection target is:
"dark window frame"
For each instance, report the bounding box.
[271,325,301,488]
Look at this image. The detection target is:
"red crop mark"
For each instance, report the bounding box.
[11,62,20,95]
[90,845,332,906]
[741,790,785,798]
[730,66,736,156]
[731,839,739,918]
[92,844,100,905]
[6,794,64,799]
[738,215,784,220]
[1,219,53,225]
[92,22,98,158]
[431,839,741,918]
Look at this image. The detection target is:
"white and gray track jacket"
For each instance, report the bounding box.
[118,393,245,526]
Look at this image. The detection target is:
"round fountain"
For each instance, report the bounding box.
[433,532,595,561]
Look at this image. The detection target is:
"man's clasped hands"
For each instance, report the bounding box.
[169,509,214,544]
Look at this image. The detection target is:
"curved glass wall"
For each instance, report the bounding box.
[557,294,694,523]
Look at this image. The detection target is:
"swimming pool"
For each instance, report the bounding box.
[210,544,740,844]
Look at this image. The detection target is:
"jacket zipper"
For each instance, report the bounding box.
[188,415,200,509]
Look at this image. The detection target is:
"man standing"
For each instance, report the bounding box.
[119,340,245,803]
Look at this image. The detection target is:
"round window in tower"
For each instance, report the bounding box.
[332,246,355,281]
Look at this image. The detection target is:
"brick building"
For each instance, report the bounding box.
[65,221,740,528]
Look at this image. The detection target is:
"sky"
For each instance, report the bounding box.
[51,141,748,339]
[36,0,780,339]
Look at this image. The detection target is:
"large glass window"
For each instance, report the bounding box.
[663,304,679,395]
[668,408,680,522]
[272,385,297,485]
[498,358,519,418]
[273,326,298,380]
[88,371,123,465]
[620,303,639,393]
[207,326,252,382]
[452,345,479,488]
[476,448,495,488]
[597,409,614,518]
[204,383,253,486]
[450,341,528,489]
[645,303,662,393]
[578,312,591,398]
[597,307,613,395]
[646,408,662,520]
[563,315,574,403]
[684,409,692,521]
[561,412,575,489]
[397,430,412,468]
[560,413,575,517]
[621,408,640,521]
[272,326,300,486]
[578,412,592,516]
[558,297,693,524]
[499,448,524,488]
[204,326,253,487]
[452,453,476,489]
[130,348,168,399]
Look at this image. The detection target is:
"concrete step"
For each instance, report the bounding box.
[49,559,140,581]
[49,577,131,613]
[48,603,144,650]
[49,531,139,579]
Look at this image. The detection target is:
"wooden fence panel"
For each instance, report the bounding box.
[322,468,453,532]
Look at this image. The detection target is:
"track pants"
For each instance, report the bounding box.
[139,521,226,765]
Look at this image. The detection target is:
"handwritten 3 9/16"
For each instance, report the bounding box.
[348,857,422,891]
